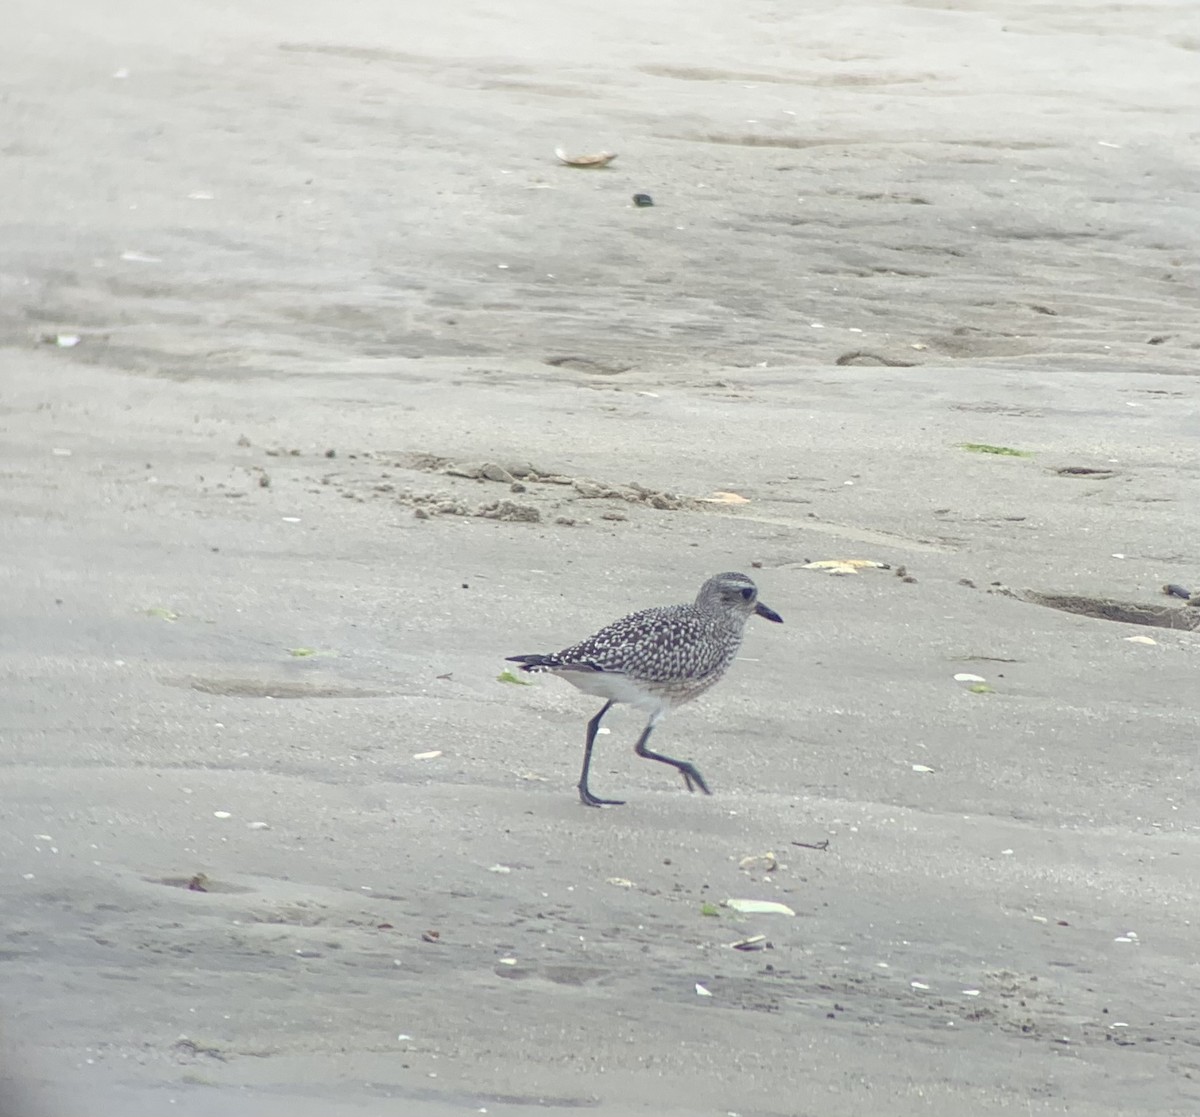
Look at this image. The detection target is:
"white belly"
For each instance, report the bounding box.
[556,669,667,714]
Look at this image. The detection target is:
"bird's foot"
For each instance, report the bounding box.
[578,785,625,808]
[679,764,712,796]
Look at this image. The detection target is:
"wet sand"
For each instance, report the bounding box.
[3,0,1200,1114]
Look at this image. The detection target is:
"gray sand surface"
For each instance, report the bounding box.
[3,1,1200,1114]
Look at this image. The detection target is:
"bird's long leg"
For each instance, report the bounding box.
[578,700,625,807]
[633,718,712,795]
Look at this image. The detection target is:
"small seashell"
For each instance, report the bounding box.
[953,673,986,683]
[801,559,890,575]
[1124,635,1157,645]
[723,899,795,916]
[737,852,778,872]
[695,983,713,996]
[554,148,617,168]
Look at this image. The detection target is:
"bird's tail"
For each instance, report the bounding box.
[505,653,561,671]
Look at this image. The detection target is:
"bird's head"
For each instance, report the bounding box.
[697,572,783,623]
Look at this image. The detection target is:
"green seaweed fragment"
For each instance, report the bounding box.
[958,443,1032,457]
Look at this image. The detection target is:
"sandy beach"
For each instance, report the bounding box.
[3,0,1200,1113]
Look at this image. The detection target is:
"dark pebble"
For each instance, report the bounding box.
[632,193,654,207]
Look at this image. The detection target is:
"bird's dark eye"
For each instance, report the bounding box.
[740,586,755,600]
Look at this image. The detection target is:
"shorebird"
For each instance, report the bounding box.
[506,572,783,806]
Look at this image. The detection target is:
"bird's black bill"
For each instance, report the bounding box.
[754,601,783,623]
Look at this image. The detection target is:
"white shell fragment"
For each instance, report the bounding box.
[911,764,935,773]
[554,147,618,167]
[728,935,768,951]
[412,750,442,760]
[1124,636,1157,645]
[802,559,890,576]
[953,673,986,683]
[695,983,713,997]
[723,899,795,916]
[213,811,232,819]
[606,877,635,888]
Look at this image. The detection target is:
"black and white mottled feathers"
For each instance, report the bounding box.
[506,572,782,706]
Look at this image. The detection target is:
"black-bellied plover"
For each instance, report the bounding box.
[506,572,783,807]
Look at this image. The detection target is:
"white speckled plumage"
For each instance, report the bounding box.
[507,572,783,806]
